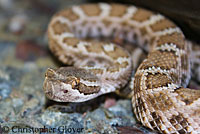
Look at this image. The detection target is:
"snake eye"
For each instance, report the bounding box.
[71,77,80,89]
[64,76,80,89]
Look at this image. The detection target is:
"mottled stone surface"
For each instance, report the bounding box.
[0,0,199,134]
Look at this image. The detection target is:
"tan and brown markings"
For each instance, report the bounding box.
[43,3,200,134]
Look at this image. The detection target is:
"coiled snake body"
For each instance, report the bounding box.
[43,3,200,133]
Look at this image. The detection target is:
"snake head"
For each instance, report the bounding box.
[43,67,101,102]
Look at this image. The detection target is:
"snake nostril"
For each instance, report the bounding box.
[63,90,68,93]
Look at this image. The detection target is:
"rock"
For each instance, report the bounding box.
[9,14,28,34]
[16,40,47,61]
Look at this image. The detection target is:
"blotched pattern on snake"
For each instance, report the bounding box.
[43,3,200,134]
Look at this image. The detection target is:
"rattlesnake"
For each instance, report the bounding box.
[43,3,200,133]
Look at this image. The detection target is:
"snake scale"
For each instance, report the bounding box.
[43,3,200,134]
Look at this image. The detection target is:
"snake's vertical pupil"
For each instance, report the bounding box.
[71,77,80,89]
[71,80,77,89]
[75,78,80,85]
